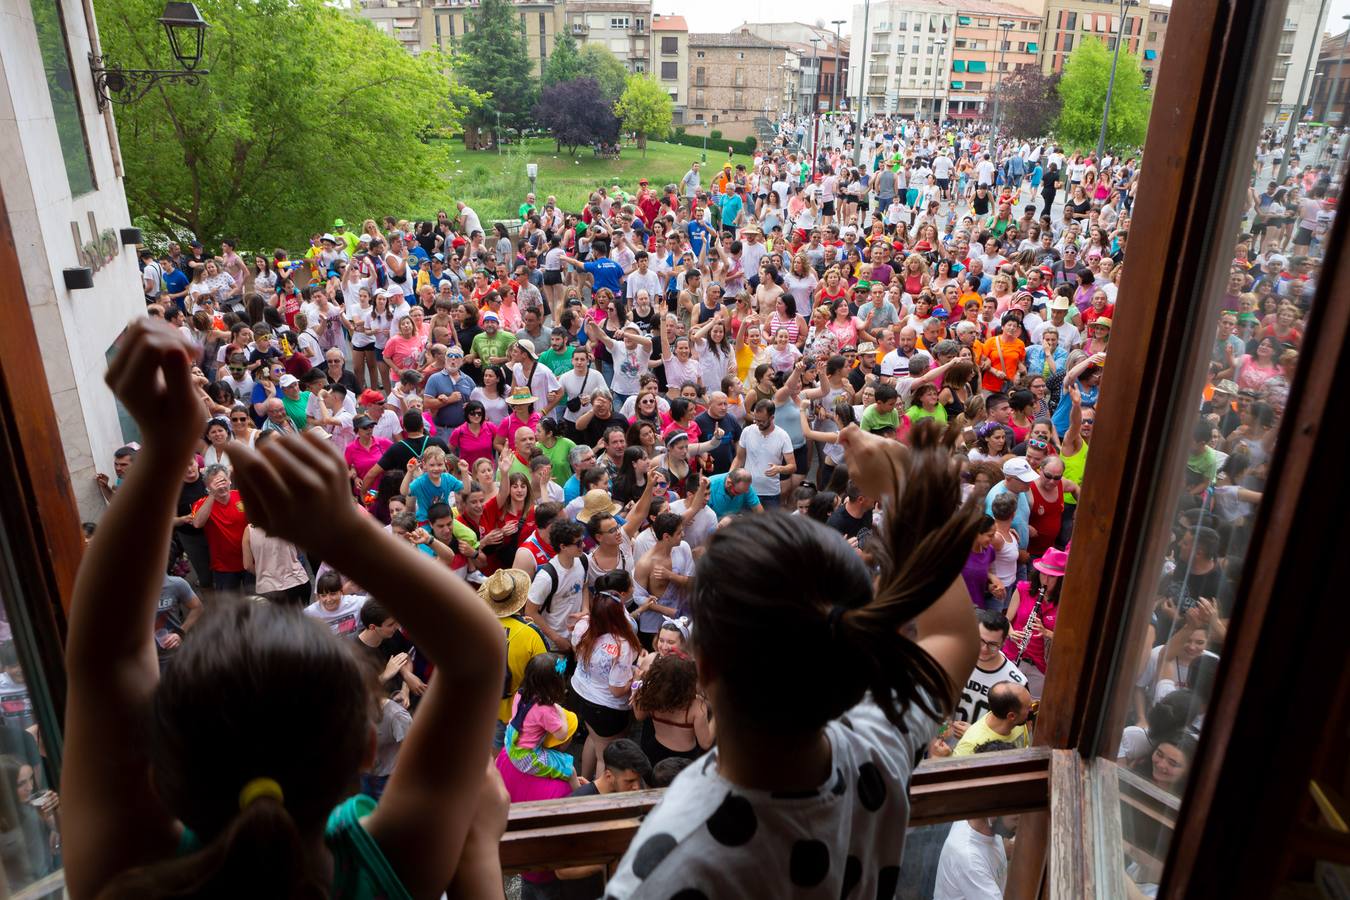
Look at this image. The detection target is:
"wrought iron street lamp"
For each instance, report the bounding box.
[90,2,210,111]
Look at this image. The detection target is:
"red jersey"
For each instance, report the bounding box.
[192,490,248,572]
[1027,481,1065,557]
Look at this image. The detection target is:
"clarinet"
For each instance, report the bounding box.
[1012,585,1048,666]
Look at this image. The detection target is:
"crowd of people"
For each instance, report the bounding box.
[32,111,1337,899]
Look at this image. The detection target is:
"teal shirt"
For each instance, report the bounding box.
[180,795,409,900]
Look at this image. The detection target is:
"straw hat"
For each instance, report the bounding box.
[575,489,621,523]
[505,385,538,406]
[477,569,531,617]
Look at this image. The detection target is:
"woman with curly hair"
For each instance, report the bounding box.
[632,651,713,766]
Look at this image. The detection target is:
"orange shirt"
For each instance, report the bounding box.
[981,335,1025,391]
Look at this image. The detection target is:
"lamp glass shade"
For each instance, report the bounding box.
[159,2,208,70]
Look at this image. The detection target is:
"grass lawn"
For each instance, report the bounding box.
[418,137,753,222]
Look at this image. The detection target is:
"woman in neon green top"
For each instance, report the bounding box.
[63,320,509,900]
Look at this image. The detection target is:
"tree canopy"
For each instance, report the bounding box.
[615,75,674,155]
[997,70,1062,141]
[457,0,538,138]
[544,31,584,85]
[535,78,619,156]
[578,44,629,103]
[1054,37,1151,152]
[94,0,477,249]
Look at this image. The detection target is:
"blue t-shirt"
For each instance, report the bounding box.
[564,473,583,503]
[707,473,761,518]
[584,258,624,297]
[688,220,714,259]
[1030,165,1044,188]
[163,269,189,305]
[1051,382,1099,437]
[423,370,476,428]
[409,472,464,521]
[985,482,1031,549]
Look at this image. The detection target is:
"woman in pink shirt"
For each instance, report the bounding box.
[381,316,426,381]
[447,400,496,467]
[343,415,392,495]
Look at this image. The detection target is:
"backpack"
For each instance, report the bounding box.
[537,556,589,615]
[502,614,545,698]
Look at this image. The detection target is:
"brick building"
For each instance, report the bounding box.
[687,30,788,139]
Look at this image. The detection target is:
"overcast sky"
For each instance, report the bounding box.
[673,0,1350,38]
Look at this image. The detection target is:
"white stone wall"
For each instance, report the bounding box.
[0,0,148,520]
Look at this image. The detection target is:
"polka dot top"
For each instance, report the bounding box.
[604,693,938,899]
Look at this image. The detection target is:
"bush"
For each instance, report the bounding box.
[744,135,757,152]
[709,129,723,140]
[664,131,757,157]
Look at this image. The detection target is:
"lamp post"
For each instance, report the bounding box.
[931,38,947,123]
[990,20,1016,136]
[1096,0,1138,161]
[853,0,871,164]
[810,37,823,180]
[89,1,210,110]
[831,19,846,111]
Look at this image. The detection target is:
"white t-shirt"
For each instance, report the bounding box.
[976,160,996,185]
[956,655,1029,725]
[611,342,654,396]
[740,423,793,498]
[626,268,662,302]
[559,369,608,423]
[511,362,561,408]
[933,155,953,179]
[933,819,1008,900]
[303,594,366,636]
[528,556,587,639]
[669,499,718,550]
[569,617,638,710]
[606,693,938,898]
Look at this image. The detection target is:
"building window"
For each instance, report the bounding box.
[696,50,705,58]
[735,67,745,86]
[694,113,705,123]
[955,39,966,48]
[610,16,628,28]
[661,60,678,79]
[34,0,96,195]
[662,36,678,54]
[1064,33,1074,51]
[695,66,706,85]
[712,113,719,122]
[737,51,745,60]
[1065,11,1077,30]
[695,88,705,107]
[734,88,744,108]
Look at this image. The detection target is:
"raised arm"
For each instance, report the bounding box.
[63,320,203,898]
[230,432,505,899]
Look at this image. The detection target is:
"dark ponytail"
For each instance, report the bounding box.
[690,418,982,735]
[842,418,985,731]
[97,599,371,900]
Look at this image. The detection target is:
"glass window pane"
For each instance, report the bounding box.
[32,0,96,197]
[1097,0,1341,891]
[0,588,63,892]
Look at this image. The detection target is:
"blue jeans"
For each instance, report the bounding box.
[761,493,782,509]
[212,570,252,592]
[876,196,893,214]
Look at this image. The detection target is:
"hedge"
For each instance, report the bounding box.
[665,131,757,157]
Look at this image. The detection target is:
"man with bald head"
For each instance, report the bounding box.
[506,426,538,477]
[695,390,742,475]
[953,681,1033,755]
[881,325,919,378]
[261,397,297,435]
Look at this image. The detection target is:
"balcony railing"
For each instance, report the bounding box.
[501,748,1051,874]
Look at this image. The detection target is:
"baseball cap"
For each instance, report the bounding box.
[516,339,539,359]
[352,414,376,430]
[481,311,500,323]
[358,389,386,406]
[1002,457,1039,483]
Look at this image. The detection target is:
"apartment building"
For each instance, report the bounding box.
[566,0,653,74]
[687,30,788,138]
[737,22,849,113]
[357,0,565,79]
[947,1,1043,119]
[651,13,688,120]
[1141,5,1167,88]
[1265,0,1330,125]
[849,0,956,118]
[1040,0,1151,76]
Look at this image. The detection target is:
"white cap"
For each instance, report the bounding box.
[1002,456,1039,483]
[359,234,373,243]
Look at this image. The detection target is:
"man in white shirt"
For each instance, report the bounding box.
[976,153,996,187]
[933,815,1016,900]
[457,200,483,238]
[732,400,795,509]
[526,518,590,652]
[624,250,661,301]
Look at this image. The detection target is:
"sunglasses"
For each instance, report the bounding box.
[230,416,249,423]
[229,367,244,374]
[1043,473,1063,481]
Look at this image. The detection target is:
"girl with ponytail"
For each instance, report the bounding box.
[606,418,984,899]
[64,319,509,900]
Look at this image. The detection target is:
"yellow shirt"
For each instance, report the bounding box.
[952,716,1029,756]
[499,615,546,723]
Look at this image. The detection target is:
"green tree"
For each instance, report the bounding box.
[615,75,673,156]
[94,0,477,248]
[457,0,538,144]
[578,44,629,103]
[544,31,584,85]
[1054,37,1151,152]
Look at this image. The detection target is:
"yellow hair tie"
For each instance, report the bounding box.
[238,777,284,810]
